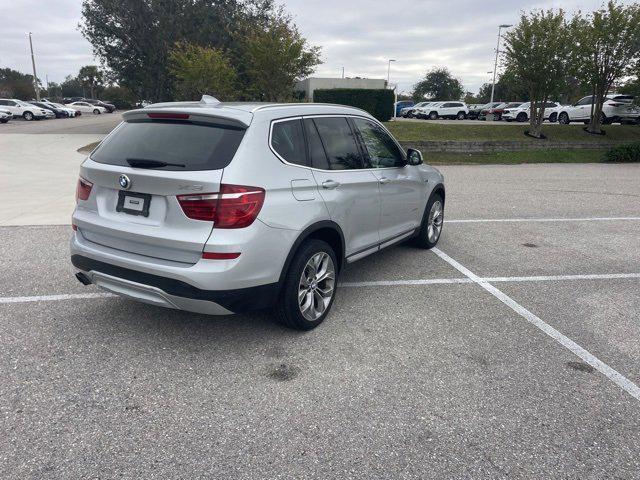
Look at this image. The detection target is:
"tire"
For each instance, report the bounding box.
[275,239,338,330]
[558,112,570,125]
[516,112,527,122]
[23,111,34,121]
[93,109,101,115]
[549,113,558,123]
[429,111,438,120]
[414,192,444,249]
[0,119,7,124]
[456,111,466,120]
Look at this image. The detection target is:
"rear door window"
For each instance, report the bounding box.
[271,119,307,166]
[91,120,246,171]
[303,119,329,169]
[312,117,363,170]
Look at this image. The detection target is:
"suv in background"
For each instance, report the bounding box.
[558,94,640,125]
[400,101,431,118]
[416,101,468,120]
[502,101,562,123]
[0,98,49,120]
[85,98,117,113]
[71,98,445,330]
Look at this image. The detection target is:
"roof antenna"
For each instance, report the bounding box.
[200,95,221,105]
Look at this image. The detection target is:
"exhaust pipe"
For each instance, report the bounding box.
[75,272,92,286]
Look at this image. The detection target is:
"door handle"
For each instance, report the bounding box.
[378,177,391,185]
[322,180,340,189]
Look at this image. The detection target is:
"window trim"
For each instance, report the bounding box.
[269,114,408,172]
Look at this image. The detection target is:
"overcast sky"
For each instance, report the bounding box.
[0,0,632,95]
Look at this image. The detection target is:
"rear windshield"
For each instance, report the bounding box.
[91,120,245,171]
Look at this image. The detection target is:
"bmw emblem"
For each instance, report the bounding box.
[119,174,131,190]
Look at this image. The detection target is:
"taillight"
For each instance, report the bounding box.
[177,184,265,228]
[76,176,93,201]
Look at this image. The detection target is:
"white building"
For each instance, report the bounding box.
[295,77,388,101]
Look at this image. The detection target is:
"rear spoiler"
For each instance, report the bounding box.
[123,105,252,129]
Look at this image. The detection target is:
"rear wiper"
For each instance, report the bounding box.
[126,158,185,168]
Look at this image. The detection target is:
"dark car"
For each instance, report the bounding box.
[478,102,508,121]
[84,98,116,113]
[30,101,68,118]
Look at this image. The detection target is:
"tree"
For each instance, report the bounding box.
[237,10,320,101]
[0,68,38,99]
[411,68,464,101]
[574,1,640,134]
[78,65,105,99]
[503,9,575,138]
[169,42,238,100]
[60,75,84,98]
[477,67,529,103]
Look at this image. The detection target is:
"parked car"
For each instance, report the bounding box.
[48,102,79,117]
[66,101,108,115]
[477,102,510,121]
[416,101,468,120]
[467,103,486,120]
[84,98,116,113]
[70,98,446,330]
[0,98,49,120]
[0,109,11,123]
[29,101,68,118]
[395,101,414,117]
[557,94,640,125]
[502,101,562,123]
[400,101,431,118]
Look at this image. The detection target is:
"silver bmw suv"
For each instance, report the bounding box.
[71,97,445,330]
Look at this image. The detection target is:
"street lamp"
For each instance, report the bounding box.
[387,59,396,86]
[489,24,512,107]
[28,32,40,101]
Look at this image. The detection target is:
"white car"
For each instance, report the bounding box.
[557,94,640,125]
[0,98,49,120]
[66,101,107,115]
[48,102,78,117]
[416,101,468,120]
[400,102,432,118]
[0,109,11,123]
[502,101,562,123]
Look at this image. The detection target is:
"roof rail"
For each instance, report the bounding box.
[200,95,221,105]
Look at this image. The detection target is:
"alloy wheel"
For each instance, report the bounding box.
[298,252,336,321]
[427,200,444,243]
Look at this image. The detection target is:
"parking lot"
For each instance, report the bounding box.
[1,116,639,478]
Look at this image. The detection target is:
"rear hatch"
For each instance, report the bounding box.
[75,109,249,264]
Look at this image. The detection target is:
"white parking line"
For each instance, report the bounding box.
[431,247,640,402]
[0,292,114,304]
[341,272,640,288]
[446,217,640,224]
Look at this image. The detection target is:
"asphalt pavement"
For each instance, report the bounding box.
[1,113,639,479]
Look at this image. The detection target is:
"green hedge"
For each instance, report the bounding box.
[313,88,394,121]
[604,142,640,162]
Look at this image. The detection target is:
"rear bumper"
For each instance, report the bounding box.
[72,254,280,314]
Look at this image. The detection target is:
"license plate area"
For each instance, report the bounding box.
[116,191,151,217]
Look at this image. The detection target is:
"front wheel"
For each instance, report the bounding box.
[516,112,528,122]
[275,239,338,330]
[429,111,438,120]
[415,193,444,249]
[558,112,570,125]
[23,111,34,121]
[456,111,466,120]
[93,109,101,115]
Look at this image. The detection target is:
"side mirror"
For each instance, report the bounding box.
[407,148,423,166]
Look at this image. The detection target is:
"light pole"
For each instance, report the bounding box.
[387,59,396,86]
[28,32,40,101]
[387,59,396,118]
[489,24,512,106]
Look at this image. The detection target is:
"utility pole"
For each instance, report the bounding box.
[387,59,396,86]
[28,32,40,101]
[341,67,345,79]
[489,25,512,107]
